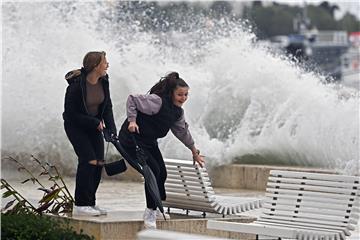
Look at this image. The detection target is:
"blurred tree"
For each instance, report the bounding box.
[243,3,302,38]
[339,13,360,32]
[319,1,339,18]
[307,4,339,30]
[243,1,359,38]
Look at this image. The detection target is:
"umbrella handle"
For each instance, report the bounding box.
[130,133,140,149]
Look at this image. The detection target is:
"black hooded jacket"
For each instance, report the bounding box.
[63,69,117,135]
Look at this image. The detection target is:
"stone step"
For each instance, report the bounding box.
[58,210,257,240]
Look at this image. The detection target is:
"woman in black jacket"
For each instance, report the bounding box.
[63,51,117,216]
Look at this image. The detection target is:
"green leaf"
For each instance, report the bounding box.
[39,188,61,204]
[36,200,53,213]
[21,179,30,184]
[49,176,60,181]
[2,190,15,198]
[39,171,49,176]
[37,187,51,194]
[10,200,27,214]
[4,199,16,210]
[50,204,61,214]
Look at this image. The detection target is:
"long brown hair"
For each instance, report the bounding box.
[149,72,189,98]
[82,51,106,73]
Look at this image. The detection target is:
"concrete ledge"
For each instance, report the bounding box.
[209,164,335,191]
[58,211,256,240]
[104,163,335,191]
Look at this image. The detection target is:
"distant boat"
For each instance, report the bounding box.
[269,31,354,84]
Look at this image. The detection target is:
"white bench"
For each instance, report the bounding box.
[208,170,360,240]
[163,158,263,216]
[137,229,229,240]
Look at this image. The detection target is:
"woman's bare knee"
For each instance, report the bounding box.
[88,160,98,165]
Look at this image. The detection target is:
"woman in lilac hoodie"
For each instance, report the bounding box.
[118,72,205,229]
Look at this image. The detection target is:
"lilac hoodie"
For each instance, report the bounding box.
[126,94,195,149]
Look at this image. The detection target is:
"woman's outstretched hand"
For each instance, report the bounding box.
[193,154,205,167]
[192,149,205,167]
[128,121,140,133]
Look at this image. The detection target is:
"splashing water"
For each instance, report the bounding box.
[2,2,359,175]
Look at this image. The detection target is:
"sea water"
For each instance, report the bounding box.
[2,2,359,175]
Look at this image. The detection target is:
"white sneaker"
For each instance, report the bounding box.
[72,206,101,216]
[156,209,170,220]
[143,208,157,229]
[92,205,107,215]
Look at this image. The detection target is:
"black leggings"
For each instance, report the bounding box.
[121,142,167,209]
[64,122,104,206]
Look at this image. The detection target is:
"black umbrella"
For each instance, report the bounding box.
[103,129,166,220]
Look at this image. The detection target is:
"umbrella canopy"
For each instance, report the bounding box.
[103,129,166,220]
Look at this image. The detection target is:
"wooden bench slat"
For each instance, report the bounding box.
[167,174,210,183]
[165,184,214,194]
[163,201,218,213]
[166,170,208,179]
[165,179,212,187]
[265,193,359,207]
[165,165,209,176]
[261,208,352,223]
[270,170,360,183]
[268,176,360,189]
[263,199,358,214]
[165,187,214,197]
[256,218,347,232]
[166,193,215,202]
[259,213,350,227]
[266,187,358,200]
[267,182,359,195]
[165,183,214,192]
[262,202,354,217]
[164,198,214,206]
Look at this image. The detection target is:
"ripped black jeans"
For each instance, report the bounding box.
[64,122,104,206]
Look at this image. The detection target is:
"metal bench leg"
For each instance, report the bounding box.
[186,210,189,215]
[167,207,170,214]
[202,212,206,218]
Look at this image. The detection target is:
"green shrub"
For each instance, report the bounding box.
[1,213,94,240]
